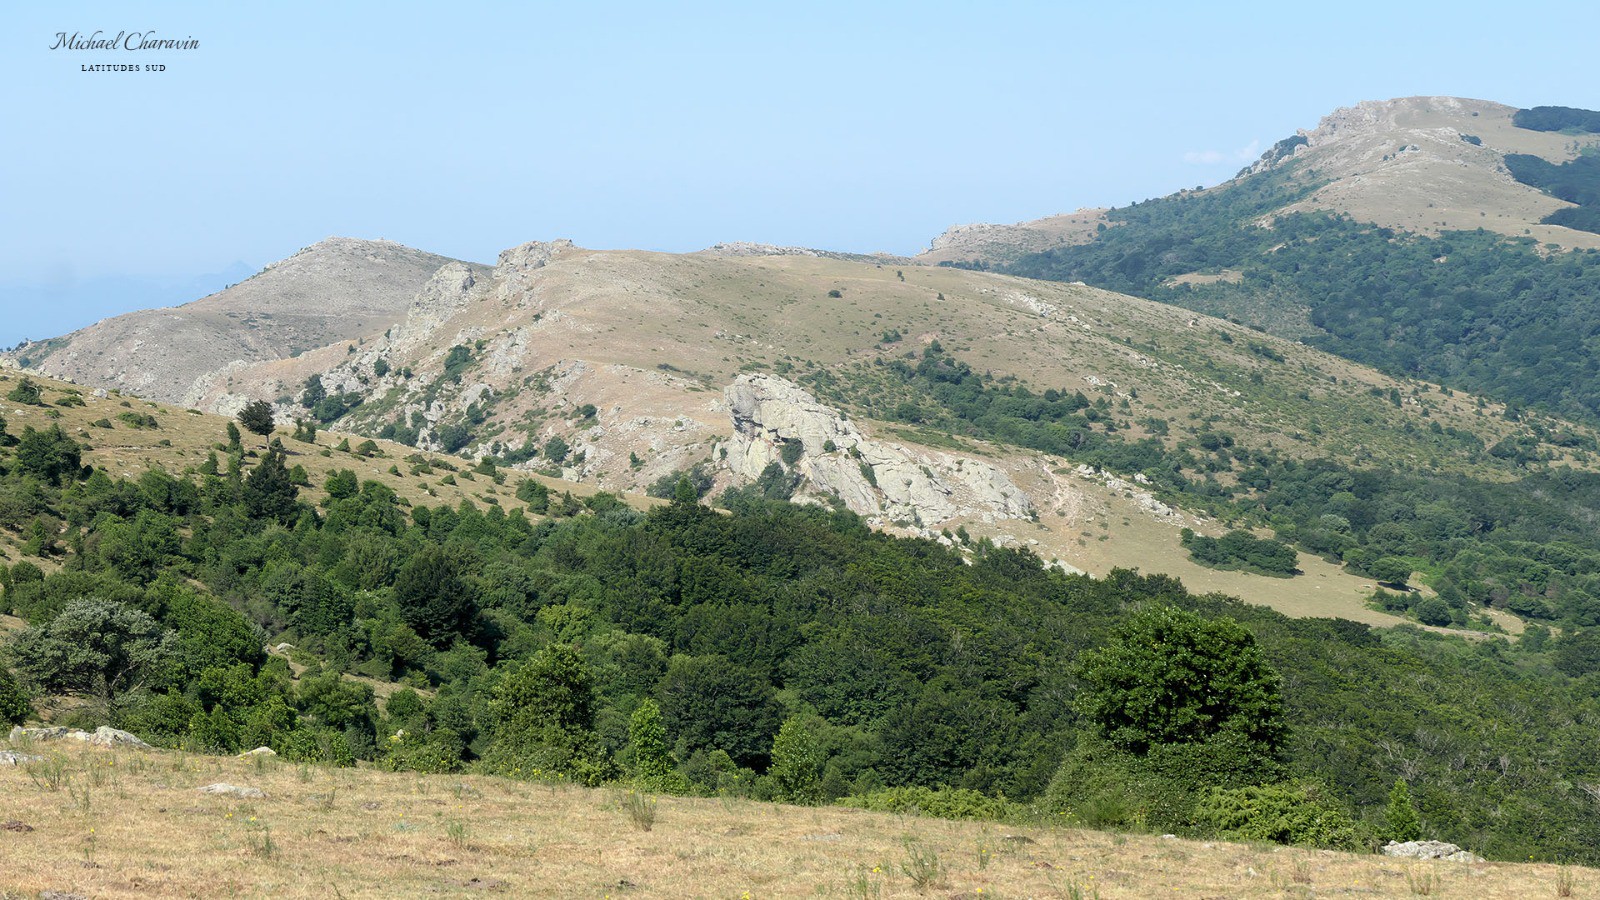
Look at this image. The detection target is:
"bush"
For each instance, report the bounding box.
[1191,781,1361,849]
[1181,528,1297,576]
[0,665,31,725]
[1041,730,1282,832]
[1413,596,1452,627]
[839,786,1009,821]
[1386,778,1422,842]
[768,715,825,804]
[481,644,614,785]
[14,425,82,484]
[9,598,175,698]
[6,376,43,405]
[629,699,689,794]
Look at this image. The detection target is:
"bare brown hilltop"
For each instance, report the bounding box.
[11,237,483,406]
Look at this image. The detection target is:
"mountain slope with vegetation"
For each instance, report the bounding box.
[14,227,1600,632]
[4,370,1600,869]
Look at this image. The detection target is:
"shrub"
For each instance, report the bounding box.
[628,699,688,794]
[0,665,31,725]
[768,715,825,804]
[1191,781,1361,849]
[9,598,175,698]
[481,644,613,785]
[6,376,43,405]
[839,786,1009,821]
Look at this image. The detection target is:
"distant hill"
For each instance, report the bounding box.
[10,238,481,406]
[927,97,1600,426]
[923,96,1600,266]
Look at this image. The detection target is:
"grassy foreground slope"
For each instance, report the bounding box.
[1,741,1594,899]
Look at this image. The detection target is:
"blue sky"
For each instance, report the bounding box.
[2,1,1596,345]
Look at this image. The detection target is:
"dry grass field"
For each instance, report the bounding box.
[0,741,1591,899]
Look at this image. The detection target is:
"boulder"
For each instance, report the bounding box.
[0,750,44,766]
[1381,840,1484,862]
[11,725,62,743]
[197,783,267,799]
[241,746,277,758]
[84,726,152,748]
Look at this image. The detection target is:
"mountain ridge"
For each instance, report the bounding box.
[922,95,1600,265]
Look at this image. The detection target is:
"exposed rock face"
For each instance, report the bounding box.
[495,239,575,305]
[1381,840,1485,862]
[719,374,1033,528]
[388,262,486,351]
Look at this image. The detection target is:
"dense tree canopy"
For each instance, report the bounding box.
[1075,605,1285,755]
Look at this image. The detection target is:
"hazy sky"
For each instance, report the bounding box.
[3,1,1596,345]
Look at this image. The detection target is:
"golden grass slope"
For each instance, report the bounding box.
[0,740,1592,899]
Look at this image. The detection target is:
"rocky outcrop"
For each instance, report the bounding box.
[1381,840,1485,863]
[388,261,485,351]
[495,239,575,305]
[919,210,1108,264]
[719,374,1033,528]
[0,750,43,766]
[9,725,152,749]
[699,243,914,264]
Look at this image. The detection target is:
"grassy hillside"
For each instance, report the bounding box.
[18,234,1600,633]
[2,740,1593,898]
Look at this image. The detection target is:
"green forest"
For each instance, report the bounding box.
[3,411,1600,863]
[989,166,1600,423]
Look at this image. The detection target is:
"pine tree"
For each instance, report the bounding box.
[1386,778,1422,842]
[237,400,276,437]
[243,440,299,523]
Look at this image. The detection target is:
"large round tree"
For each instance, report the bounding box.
[1075,605,1285,755]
